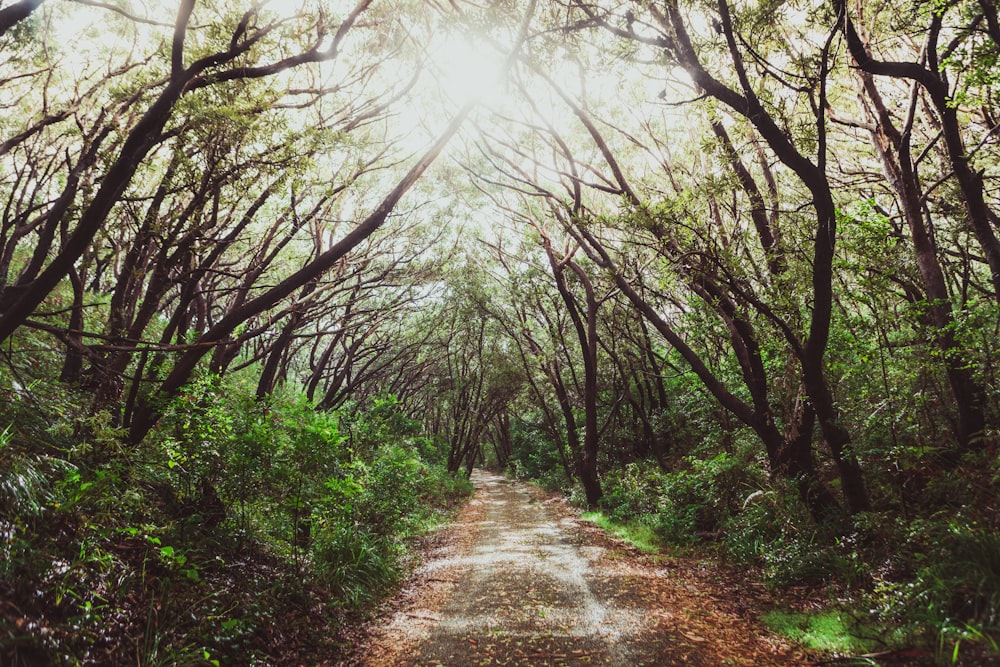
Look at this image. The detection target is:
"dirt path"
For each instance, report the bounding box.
[346,471,804,666]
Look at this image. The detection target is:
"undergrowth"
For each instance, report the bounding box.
[533,440,1000,665]
[580,510,661,554]
[0,373,471,665]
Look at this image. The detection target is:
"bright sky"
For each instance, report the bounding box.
[37,0,692,234]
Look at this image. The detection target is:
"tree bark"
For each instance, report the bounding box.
[838,0,1000,298]
[849,10,988,459]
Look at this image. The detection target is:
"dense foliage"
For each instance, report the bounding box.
[0,357,470,664]
[1,0,999,664]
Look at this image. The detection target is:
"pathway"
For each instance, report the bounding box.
[348,470,801,666]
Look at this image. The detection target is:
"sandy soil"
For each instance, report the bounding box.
[341,470,806,667]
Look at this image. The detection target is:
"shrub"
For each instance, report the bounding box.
[312,521,403,607]
[0,371,473,662]
[721,482,866,588]
[598,462,663,524]
[506,420,570,490]
[598,451,765,547]
[311,445,471,608]
[869,519,1000,658]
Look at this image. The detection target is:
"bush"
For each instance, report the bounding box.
[869,519,1000,659]
[0,371,473,663]
[506,420,571,490]
[311,445,471,607]
[720,482,869,588]
[597,462,663,524]
[312,521,403,607]
[598,451,765,547]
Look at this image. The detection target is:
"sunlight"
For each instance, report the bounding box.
[384,23,521,155]
[426,32,508,109]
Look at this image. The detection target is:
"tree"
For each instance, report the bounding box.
[0,0,378,342]
[837,0,1000,300]
[0,0,44,38]
[836,0,991,457]
[127,105,474,443]
[552,0,872,515]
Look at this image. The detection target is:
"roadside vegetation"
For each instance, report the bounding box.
[1,354,470,664]
[507,411,1000,664]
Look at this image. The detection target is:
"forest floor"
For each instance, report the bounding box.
[336,470,817,667]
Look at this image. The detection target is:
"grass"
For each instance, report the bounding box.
[760,608,877,655]
[581,510,661,554]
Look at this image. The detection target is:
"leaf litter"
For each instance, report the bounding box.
[338,471,810,667]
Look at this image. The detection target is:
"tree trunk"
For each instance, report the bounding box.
[852,27,988,459]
